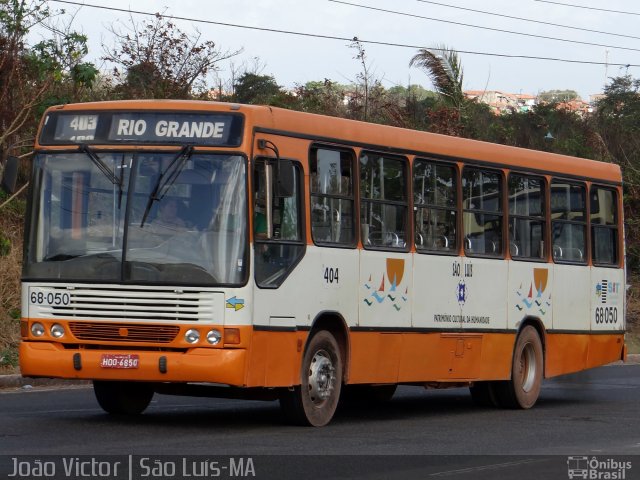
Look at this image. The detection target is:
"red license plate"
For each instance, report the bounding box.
[100,354,140,369]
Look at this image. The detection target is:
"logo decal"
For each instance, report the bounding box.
[226,296,245,311]
[596,280,621,305]
[516,268,551,316]
[457,280,467,307]
[363,259,408,311]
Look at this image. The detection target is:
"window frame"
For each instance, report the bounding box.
[412,157,459,255]
[461,166,505,259]
[358,151,410,252]
[309,145,357,248]
[507,172,547,263]
[590,184,620,268]
[550,178,588,265]
[252,156,307,289]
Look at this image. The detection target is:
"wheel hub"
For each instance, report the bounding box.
[519,342,537,393]
[307,350,335,405]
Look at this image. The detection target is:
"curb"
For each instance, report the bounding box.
[2,355,639,390]
[0,374,90,390]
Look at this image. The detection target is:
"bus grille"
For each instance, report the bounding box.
[33,285,221,323]
[69,322,180,343]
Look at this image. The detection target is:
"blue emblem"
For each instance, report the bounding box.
[457,280,467,306]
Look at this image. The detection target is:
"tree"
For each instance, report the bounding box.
[537,89,580,103]
[0,0,96,159]
[348,37,377,121]
[103,13,240,99]
[593,75,640,272]
[409,45,465,110]
[294,79,347,117]
[233,73,296,107]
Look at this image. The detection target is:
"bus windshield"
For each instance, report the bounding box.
[25,151,247,286]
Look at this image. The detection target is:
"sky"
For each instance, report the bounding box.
[36,0,640,101]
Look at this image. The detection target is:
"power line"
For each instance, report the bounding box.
[416,0,640,41]
[48,0,640,68]
[533,0,640,16]
[330,0,640,53]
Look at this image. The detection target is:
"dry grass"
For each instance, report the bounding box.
[0,201,23,374]
[625,275,640,353]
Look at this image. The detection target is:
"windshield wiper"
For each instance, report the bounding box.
[140,145,194,228]
[79,144,121,186]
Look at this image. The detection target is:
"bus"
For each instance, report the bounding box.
[6,100,625,426]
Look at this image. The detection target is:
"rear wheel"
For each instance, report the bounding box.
[280,330,342,426]
[93,381,154,415]
[493,326,544,409]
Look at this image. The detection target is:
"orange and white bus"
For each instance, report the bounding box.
[11,100,625,426]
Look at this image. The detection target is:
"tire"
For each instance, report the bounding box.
[93,381,154,415]
[493,326,544,409]
[279,330,343,427]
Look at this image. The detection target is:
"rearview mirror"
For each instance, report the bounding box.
[276,159,295,198]
[1,156,19,194]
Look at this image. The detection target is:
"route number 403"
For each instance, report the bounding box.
[323,267,339,284]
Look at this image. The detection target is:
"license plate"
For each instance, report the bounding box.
[100,354,140,369]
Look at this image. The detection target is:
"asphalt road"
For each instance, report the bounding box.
[1,365,640,479]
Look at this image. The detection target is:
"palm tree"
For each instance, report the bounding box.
[409,45,465,110]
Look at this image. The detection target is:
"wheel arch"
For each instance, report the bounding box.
[308,311,351,383]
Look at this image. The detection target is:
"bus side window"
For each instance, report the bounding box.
[359,152,408,250]
[508,174,545,260]
[551,180,587,263]
[413,159,457,253]
[310,147,356,246]
[591,186,618,266]
[253,158,305,288]
[462,167,503,257]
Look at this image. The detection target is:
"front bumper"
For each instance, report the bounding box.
[20,341,247,386]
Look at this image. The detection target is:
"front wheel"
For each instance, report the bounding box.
[93,381,154,415]
[493,326,544,409]
[279,330,342,426]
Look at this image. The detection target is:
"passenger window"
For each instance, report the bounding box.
[462,168,503,256]
[591,186,618,266]
[253,159,305,288]
[551,180,586,263]
[413,160,457,252]
[360,152,408,249]
[508,174,545,260]
[310,147,355,246]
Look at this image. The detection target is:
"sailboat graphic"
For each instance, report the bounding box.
[371,275,386,303]
[515,268,551,315]
[522,284,534,308]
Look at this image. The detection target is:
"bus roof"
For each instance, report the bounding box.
[42,100,622,184]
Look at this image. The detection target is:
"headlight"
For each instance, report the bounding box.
[31,322,45,337]
[206,329,222,345]
[50,324,65,338]
[185,329,200,344]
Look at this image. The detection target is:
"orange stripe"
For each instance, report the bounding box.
[545,333,625,377]
[20,319,625,387]
[349,331,515,383]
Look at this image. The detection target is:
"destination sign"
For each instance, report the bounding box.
[40,111,244,146]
